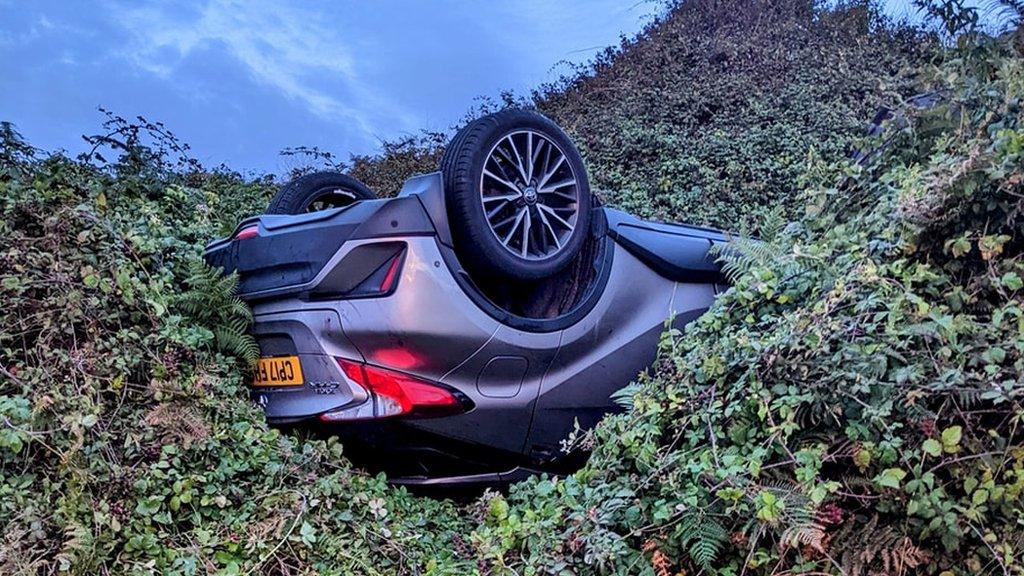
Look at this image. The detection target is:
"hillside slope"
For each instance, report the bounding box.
[534,0,930,229]
[352,0,931,232]
[474,32,1024,574]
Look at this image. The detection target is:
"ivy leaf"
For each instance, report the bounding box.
[876,468,907,489]
[941,426,962,454]
[755,491,784,522]
[853,445,872,470]
[135,496,162,516]
[972,489,989,506]
[978,234,1010,260]
[922,439,942,458]
[1002,272,1022,291]
[488,497,509,524]
[299,521,316,545]
[148,298,167,317]
[535,479,556,497]
[964,476,979,494]
[982,347,1006,365]
[945,236,972,257]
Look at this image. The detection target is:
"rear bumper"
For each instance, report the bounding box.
[250,354,371,420]
[249,309,369,420]
[203,195,436,301]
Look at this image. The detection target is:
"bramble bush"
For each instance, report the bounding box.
[2,1,1022,575]
[472,22,1024,576]
[0,118,474,574]
[532,0,933,229]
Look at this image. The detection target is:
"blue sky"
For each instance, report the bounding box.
[1,0,661,175]
[0,1,1003,176]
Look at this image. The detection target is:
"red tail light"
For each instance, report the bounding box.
[336,248,405,299]
[379,253,403,293]
[330,358,469,420]
[234,225,260,240]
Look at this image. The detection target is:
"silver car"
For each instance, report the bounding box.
[205,110,729,487]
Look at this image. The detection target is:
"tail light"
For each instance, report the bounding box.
[378,253,402,293]
[322,358,471,421]
[348,250,404,297]
[314,247,405,300]
[234,225,260,241]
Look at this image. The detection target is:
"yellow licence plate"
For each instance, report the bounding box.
[254,356,304,387]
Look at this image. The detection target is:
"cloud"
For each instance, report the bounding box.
[0,9,62,47]
[480,0,653,82]
[112,0,416,139]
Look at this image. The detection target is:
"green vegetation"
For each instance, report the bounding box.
[474,26,1024,575]
[2,1,1022,574]
[0,116,474,574]
[534,0,931,229]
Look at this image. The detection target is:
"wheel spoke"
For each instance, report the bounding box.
[539,178,575,193]
[486,200,512,219]
[538,154,566,190]
[509,136,531,184]
[521,208,532,257]
[488,151,519,182]
[483,169,521,194]
[536,207,562,249]
[494,146,517,175]
[541,189,577,201]
[502,208,527,246]
[498,137,530,184]
[492,212,518,229]
[538,203,573,230]
[540,141,553,181]
[531,138,545,174]
[482,192,520,203]
[526,133,534,182]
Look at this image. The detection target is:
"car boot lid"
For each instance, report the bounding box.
[203,194,436,300]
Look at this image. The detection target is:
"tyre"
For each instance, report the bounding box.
[267,171,375,214]
[441,109,592,281]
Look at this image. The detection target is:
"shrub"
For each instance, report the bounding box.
[533,0,933,230]
[0,123,473,574]
[472,28,1024,576]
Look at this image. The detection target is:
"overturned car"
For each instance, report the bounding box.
[205,110,730,486]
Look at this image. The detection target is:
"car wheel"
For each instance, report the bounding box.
[441,109,593,281]
[267,171,375,214]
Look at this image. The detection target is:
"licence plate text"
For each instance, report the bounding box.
[254,356,304,387]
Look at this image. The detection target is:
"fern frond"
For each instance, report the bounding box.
[756,204,788,242]
[675,512,727,570]
[177,260,257,365]
[834,516,929,576]
[712,236,787,284]
[610,383,641,409]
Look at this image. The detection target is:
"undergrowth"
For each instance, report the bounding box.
[352,0,934,234]
[0,121,473,574]
[1,1,1022,575]
[472,24,1024,576]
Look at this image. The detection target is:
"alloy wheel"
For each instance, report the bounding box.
[478,130,580,260]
